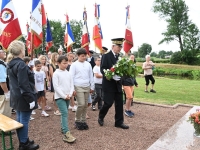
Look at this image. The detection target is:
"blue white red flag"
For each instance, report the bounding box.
[46,18,53,52]
[0,0,22,50]
[64,14,75,53]
[31,0,43,48]
[124,5,134,53]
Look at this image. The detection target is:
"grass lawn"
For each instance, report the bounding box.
[133,77,200,105]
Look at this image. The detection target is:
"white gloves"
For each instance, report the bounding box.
[113,75,121,81]
[29,101,35,109]
[4,91,10,101]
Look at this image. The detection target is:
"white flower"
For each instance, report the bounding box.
[107,69,109,71]
[116,64,119,67]
[118,57,122,60]
[103,69,106,72]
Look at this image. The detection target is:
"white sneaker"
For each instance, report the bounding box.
[41,111,49,117]
[68,105,72,110]
[72,106,77,112]
[38,104,42,110]
[30,117,35,121]
[31,110,36,115]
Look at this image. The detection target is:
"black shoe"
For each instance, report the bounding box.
[11,109,16,114]
[150,89,156,93]
[81,122,89,130]
[98,118,104,126]
[19,139,39,150]
[75,122,84,130]
[115,123,129,129]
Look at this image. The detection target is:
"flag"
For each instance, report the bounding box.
[93,3,102,53]
[64,14,75,53]
[46,18,53,52]
[41,0,46,26]
[26,22,31,55]
[123,5,134,53]
[81,7,90,54]
[0,0,22,50]
[30,0,43,49]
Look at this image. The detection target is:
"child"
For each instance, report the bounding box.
[69,48,94,130]
[23,57,35,121]
[34,60,49,117]
[92,57,103,110]
[53,56,76,143]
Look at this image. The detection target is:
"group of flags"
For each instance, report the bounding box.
[0,0,134,55]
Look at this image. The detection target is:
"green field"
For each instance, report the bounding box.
[133,77,200,105]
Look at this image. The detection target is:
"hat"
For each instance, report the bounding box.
[111,38,124,46]
[102,46,108,51]
[89,50,94,54]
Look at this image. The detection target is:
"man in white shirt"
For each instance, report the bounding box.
[69,48,94,130]
[92,57,103,110]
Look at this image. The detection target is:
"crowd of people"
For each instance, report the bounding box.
[0,38,156,150]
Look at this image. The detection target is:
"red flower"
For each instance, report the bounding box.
[110,67,115,72]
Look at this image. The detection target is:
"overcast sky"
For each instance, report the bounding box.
[5,0,200,53]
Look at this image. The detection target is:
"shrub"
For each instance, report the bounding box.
[170,51,182,64]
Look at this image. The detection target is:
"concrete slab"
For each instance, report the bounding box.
[148,106,200,150]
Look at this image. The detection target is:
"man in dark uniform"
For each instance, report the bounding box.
[87,50,95,69]
[102,46,108,55]
[98,38,129,129]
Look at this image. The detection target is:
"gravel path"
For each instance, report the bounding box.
[2,92,190,150]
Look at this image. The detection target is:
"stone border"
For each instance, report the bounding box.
[133,100,194,109]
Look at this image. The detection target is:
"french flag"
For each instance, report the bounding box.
[93,3,102,52]
[46,18,53,52]
[123,5,134,53]
[0,0,22,50]
[81,7,90,54]
[64,14,75,53]
[30,0,44,49]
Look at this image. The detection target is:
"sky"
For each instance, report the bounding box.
[2,0,200,53]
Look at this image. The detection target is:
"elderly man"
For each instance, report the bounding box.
[98,38,129,129]
[0,50,12,117]
[58,48,63,56]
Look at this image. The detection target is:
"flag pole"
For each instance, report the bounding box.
[30,33,34,60]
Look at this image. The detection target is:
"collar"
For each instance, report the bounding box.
[111,50,117,56]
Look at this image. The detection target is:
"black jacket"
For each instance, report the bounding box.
[88,57,95,69]
[100,51,122,92]
[8,58,37,111]
[121,76,138,86]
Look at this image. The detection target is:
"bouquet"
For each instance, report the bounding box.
[188,108,200,136]
[103,57,138,80]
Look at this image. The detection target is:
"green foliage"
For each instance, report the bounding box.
[138,43,152,57]
[192,70,200,80]
[136,57,170,63]
[170,51,182,64]
[152,0,191,52]
[150,52,157,57]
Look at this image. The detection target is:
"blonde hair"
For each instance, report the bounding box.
[7,40,25,63]
[51,52,58,69]
[38,55,47,65]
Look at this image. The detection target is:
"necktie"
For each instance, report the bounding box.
[115,55,118,61]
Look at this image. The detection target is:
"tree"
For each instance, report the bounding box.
[150,52,157,57]
[183,23,200,55]
[70,20,83,50]
[152,0,191,51]
[158,50,166,58]
[132,51,138,58]
[138,43,152,58]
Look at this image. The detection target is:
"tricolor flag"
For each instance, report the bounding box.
[46,18,53,52]
[81,7,90,54]
[30,0,43,49]
[0,0,22,50]
[26,22,31,55]
[64,14,75,53]
[123,5,134,53]
[93,3,102,53]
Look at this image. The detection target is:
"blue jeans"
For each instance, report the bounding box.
[56,98,69,134]
[16,110,32,143]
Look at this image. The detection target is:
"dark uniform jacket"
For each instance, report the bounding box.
[8,58,37,111]
[100,51,122,93]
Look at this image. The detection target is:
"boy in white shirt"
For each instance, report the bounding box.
[69,48,94,130]
[53,56,76,143]
[92,57,103,110]
[34,60,49,117]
